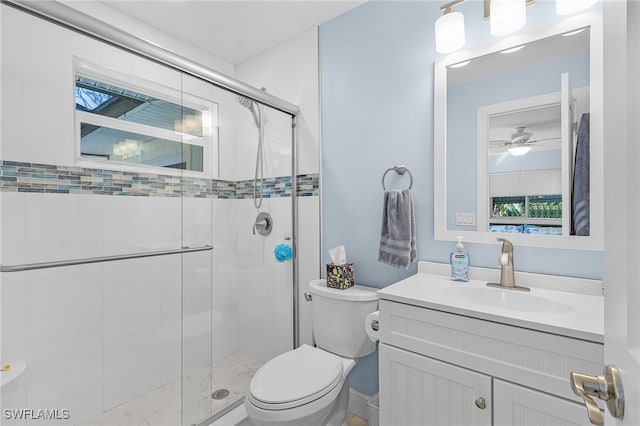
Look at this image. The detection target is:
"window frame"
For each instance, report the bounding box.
[73,59,216,177]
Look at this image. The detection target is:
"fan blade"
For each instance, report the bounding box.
[490,145,510,153]
[526,136,560,144]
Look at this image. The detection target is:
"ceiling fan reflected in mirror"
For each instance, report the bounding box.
[489,126,560,156]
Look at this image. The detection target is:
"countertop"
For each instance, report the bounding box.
[376,263,604,343]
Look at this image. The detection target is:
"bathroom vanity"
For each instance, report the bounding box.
[376,262,603,426]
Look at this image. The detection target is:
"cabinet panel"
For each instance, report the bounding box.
[380,343,492,426]
[379,300,603,403]
[494,379,595,426]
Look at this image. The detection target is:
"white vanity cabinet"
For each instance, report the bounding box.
[378,299,604,426]
[380,343,492,426]
[493,380,592,426]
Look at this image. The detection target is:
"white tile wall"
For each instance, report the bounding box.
[25,264,104,425]
[233,102,259,182]
[181,250,213,374]
[103,259,158,408]
[262,106,295,179]
[0,6,26,163]
[25,193,103,263]
[102,195,181,255]
[235,26,320,176]
[0,272,28,426]
[158,257,183,386]
[0,192,26,266]
[211,199,239,362]
[234,25,322,351]
[181,197,213,248]
[297,196,321,346]
[61,1,236,78]
[103,257,179,410]
[236,199,269,361]
[230,99,294,182]
[261,197,294,361]
[235,196,295,362]
[1,5,184,167]
[214,88,241,181]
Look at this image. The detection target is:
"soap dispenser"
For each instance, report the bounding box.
[450,236,469,282]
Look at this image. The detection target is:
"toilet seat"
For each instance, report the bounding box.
[248,345,344,410]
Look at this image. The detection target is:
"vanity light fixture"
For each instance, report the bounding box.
[435,0,466,54]
[436,0,535,54]
[490,0,527,36]
[556,0,599,16]
[507,145,532,156]
[434,0,593,53]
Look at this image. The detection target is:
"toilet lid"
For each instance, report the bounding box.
[249,344,343,406]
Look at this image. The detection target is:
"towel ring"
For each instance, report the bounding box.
[382,166,413,190]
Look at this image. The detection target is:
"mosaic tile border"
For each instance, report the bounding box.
[0,161,318,198]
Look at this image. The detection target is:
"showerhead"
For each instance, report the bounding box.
[236,94,253,110]
[236,95,260,128]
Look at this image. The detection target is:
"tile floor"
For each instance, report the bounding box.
[78,352,262,426]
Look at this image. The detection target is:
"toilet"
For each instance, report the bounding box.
[244,279,378,426]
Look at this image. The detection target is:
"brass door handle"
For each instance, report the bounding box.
[570,364,624,425]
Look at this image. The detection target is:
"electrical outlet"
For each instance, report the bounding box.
[455,213,476,226]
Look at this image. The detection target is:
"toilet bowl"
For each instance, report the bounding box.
[245,344,355,426]
[245,280,378,426]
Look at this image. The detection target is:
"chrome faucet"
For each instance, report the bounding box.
[487,238,530,292]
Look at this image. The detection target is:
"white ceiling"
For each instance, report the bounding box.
[101,0,364,65]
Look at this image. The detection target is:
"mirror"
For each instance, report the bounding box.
[434,13,603,250]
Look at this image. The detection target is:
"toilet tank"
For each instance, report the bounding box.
[308,279,378,358]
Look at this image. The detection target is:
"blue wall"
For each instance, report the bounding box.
[320,0,603,396]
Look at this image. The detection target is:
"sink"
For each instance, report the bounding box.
[440,286,576,314]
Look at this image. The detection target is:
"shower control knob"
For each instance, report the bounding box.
[253,212,273,236]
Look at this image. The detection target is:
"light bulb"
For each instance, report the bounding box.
[435,10,466,54]
[508,145,532,156]
[490,0,526,36]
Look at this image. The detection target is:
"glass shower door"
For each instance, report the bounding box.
[179,74,296,424]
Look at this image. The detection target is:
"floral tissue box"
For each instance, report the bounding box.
[326,263,354,289]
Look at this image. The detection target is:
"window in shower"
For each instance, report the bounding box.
[74,63,216,174]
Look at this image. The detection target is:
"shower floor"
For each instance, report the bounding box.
[77,352,262,426]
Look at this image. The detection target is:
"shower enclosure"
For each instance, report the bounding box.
[0,2,300,425]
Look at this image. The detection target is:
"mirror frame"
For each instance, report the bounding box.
[434,11,603,251]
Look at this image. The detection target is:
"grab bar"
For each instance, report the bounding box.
[0,245,213,272]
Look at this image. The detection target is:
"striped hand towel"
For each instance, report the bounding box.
[378,189,416,269]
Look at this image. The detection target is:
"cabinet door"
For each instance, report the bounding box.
[494,379,596,426]
[379,343,492,426]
